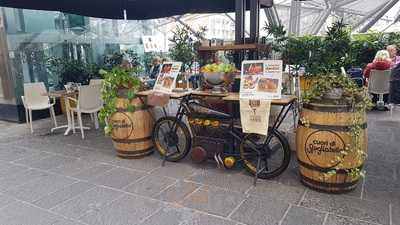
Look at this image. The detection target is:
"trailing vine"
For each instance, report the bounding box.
[301,73,373,180]
[98,67,142,135]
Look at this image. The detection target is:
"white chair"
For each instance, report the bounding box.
[68,85,103,139]
[369,70,391,109]
[21,82,58,133]
[89,79,104,86]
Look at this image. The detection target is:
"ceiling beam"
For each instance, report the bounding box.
[310,0,339,34]
[359,0,400,33]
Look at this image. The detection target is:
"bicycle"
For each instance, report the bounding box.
[152,93,292,183]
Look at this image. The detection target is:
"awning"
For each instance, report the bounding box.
[0,0,273,20]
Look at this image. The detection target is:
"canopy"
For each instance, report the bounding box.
[0,0,273,20]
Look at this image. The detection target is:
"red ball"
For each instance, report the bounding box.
[191,146,207,163]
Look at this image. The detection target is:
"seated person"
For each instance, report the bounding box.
[387,45,400,68]
[363,50,392,85]
[149,56,162,79]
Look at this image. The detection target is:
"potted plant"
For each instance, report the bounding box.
[297,73,373,193]
[98,66,154,158]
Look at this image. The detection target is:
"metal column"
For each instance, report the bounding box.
[235,0,246,66]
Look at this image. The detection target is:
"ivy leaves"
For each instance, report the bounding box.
[98,67,142,134]
[302,73,372,180]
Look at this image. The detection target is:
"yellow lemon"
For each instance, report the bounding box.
[195,119,203,126]
[211,120,220,127]
[203,120,211,126]
[224,157,236,169]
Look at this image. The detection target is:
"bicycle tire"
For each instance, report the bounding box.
[239,130,291,179]
[152,116,191,162]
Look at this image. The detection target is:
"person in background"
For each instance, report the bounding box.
[386,45,400,67]
[363,50,392,85]
[149,56,162,79]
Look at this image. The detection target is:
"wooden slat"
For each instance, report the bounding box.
[198,43,270,52]
[222,93,296,105]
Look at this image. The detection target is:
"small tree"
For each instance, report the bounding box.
[169,26,206,71]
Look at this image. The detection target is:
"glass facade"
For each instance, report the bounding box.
[0,7,166,106]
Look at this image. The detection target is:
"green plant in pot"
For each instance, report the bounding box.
[99,66,155,158]
[298,73,373,192]
[98,66,141,135]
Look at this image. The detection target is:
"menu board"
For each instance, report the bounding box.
[239,60,283,100]
[153,62,182,93]
[142,36,164,52]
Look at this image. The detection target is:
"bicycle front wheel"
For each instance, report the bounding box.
[239,130,291,179]
[152,116,191,162]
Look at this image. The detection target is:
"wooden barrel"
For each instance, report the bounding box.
[296,100,367,193]
[110,95,154,158]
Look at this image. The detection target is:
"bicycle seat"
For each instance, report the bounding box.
[187,102,232,120]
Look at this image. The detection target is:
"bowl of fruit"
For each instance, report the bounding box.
[201,63,236,92]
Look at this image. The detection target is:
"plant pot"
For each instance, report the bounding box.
[109,89,154,158]
[296,100,367,193]
[299,77,315,91]
[60,96,77,114]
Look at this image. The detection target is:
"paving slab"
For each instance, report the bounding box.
[281,205,325,225]
[247,180,305,204]
[300,191,390,225]
[4,173,76,202]
[79,194,162,225]
[123,174,177,198]
[140,205,236,225]
[0,168,49,191]
[187,168,253,193]
[51,186,123,219]
[70,163,114,180]
[181,185,245,217]
[155,180,202,203]
[230,195,289,225]
[0,201,84,225]
[88,167,146,189]
[324,214,377,225]
[33,181,94,209]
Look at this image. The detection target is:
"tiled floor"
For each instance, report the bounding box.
[0,109,398,225]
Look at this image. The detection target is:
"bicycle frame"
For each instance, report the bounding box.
[162,94,294,147]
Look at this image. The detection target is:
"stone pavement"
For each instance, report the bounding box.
[0,109,398,225]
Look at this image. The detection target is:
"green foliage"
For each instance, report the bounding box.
[323,20,352,72]
[283,35,325,74]
[169,26,206,71]
[98,67,142,135]
[350,32,400,68]
[46,57,99,89]
[302,73,373,179]
[263,23,288,53]
[103,49,141,70]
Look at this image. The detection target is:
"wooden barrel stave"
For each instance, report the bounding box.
[110,97,154,158]
[296,102,367,193]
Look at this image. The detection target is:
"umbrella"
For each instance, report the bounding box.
[0,0,273,20]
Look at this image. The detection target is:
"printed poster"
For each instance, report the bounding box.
[153,62,182,93]
[142,36,164,52]
[239,60,283,100]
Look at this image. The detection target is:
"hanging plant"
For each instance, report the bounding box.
[98,66,142,135]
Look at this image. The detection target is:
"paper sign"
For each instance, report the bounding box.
[142,36,164,52]
[239,60,283,100]
[153,62,182,93]
[240,99,271,136]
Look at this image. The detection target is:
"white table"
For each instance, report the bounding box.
[44,90,90,136]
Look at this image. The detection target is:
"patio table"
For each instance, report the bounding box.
[43,90,90,135]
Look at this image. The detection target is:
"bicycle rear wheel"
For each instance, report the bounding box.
[152,116,191,162]
[239,130,291,179]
